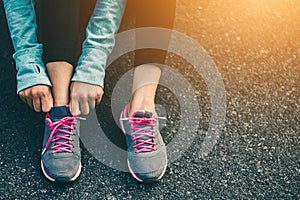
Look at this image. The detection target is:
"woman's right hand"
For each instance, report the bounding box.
[19,85,53,112]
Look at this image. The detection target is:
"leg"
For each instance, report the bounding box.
[46,62,73,106]
[35,0,84,183]
[36,0,96,110]
[128,0,176,116]
[36,0,80,106]
[119,0,176,183]
[129,64,161,115]
[37,0,96,108]
[36,0,81,66]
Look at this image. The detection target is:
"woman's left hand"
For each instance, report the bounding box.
[69,81,103,116]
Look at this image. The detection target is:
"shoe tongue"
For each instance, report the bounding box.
[131,110,154,149]
[132,110,153,119]
[49,106,73,152]
[50,106,71,121]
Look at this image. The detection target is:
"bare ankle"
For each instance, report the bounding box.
[128,96,155,116]
[46,61,73,108]
[53,100,68,107]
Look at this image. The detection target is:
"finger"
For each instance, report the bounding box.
[80,99,90,116]
[95,93,102,106]
[96,88,103,105]
[24,96,34,109]
[89,98,96,112]
[19,91,30,106]
[33,96,41,112]
[95,99,101,106]
[41,93,53,113]
[70,98,81,116]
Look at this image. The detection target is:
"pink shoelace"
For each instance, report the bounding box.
[128,117,158,153]
[41,115,78,155]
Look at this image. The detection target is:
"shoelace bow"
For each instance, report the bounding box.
[42,116,78,155]
[128,117,158,154]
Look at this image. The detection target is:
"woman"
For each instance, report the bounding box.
[3,0,176,183]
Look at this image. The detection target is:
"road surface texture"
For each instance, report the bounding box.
[0,0,299,199]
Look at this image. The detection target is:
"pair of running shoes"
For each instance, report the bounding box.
[41,104,167,183]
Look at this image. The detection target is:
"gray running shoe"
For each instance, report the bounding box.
[120,104,167,182]
[41,106,81,182]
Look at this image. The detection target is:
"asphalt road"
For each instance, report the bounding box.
[0,0,299,199]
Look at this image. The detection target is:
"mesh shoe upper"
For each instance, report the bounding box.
[41,106,81,182]
[120,104,167,182]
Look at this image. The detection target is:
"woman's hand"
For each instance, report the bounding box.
[19,85,53,112]
[69,81,103,116]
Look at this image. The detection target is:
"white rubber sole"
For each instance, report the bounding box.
[41,160,82,182]
[127,159,167,182]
